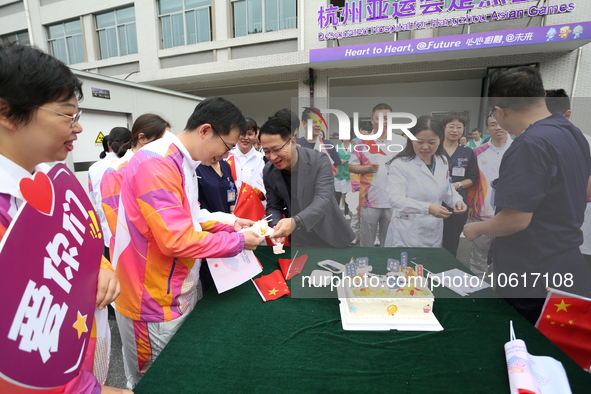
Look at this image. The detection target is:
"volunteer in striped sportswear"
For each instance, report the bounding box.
[112,97,263,389]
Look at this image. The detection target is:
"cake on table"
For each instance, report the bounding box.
[340,255,435,320]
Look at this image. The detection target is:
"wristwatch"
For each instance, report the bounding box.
[456,182,463,191]
[293,215,303,230]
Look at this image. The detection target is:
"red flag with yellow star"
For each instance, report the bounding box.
[226,153,237,181]
[252,270,290,302]
[535,288,591,370]
[234,182,266,221]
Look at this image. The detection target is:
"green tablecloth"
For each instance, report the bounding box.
[134,247,591,393]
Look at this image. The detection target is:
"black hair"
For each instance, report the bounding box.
[260,109,299,140]
[360,124,373,133]
[0,43,83,126]
[442,112,467,128]
[372,103,393,115]
[471,127,481,135]
[185,97,246,137]
[388,116,446,164]
[245,117,258,133]
[545,89,571,115]
[488,66,545,111]
[100,135,110,159]
[108,127,131,157]
[118,114,169,156]
[485,115,497,128]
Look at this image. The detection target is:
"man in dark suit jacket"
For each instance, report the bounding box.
[260,109,354,248]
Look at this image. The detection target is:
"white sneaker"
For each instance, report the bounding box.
[344,214,351,220]
[350,236,358,245]
[374,237,380,246]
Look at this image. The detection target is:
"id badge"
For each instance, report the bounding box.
[227,189,236,203]
[452,166,465,177]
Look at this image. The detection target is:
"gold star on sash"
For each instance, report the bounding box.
[72,311,88,339]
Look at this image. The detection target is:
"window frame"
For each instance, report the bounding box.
[158,0,213,49]
[46,19,85,65]
[231,0,297,38]
[0,30,30,45]
[95,6,138,60]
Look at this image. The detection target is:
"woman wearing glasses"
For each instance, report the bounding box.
[384,116,465,247]
[0,44,129,393]
[441,112,478,257]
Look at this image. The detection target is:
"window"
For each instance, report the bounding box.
[232,0,296,37]
[96,6,138,59]
[0,30,30,45]
[158,0,212,49]
[47,20,84,65]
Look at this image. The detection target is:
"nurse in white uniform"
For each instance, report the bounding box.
[385,116,467,247]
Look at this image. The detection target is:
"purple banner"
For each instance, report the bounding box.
[310,21,590,63]
[0,164,102,388]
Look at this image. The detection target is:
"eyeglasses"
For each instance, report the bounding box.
[211,127,232,153]
[38,107,82,127]
[445,125,464,130]
[262,138,291,156]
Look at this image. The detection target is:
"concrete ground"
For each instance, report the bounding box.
[105,313,126,389]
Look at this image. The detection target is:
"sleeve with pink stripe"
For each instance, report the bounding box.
[130,158,245,258]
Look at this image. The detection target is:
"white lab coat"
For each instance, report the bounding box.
[385,155,463,247]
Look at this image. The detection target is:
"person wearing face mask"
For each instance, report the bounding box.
[112,97,263,389]
[384,116,465,247]
[441,112,478,257]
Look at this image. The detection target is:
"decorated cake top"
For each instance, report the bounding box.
[344,254,431,298]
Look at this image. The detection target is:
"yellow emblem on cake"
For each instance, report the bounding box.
[387,304,398,315]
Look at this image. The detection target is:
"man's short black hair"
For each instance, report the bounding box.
[372,103,393,115]
[260,109,299,140]
[488,66,545,111]
[185,97,246,136]
[0,43,83,126]
[471,127,482,134]
[545,89,571,115]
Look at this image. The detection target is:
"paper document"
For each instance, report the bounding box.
[207,250,263,293]
[429,268,490,296]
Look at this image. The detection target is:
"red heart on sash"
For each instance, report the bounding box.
[19,171,55,215]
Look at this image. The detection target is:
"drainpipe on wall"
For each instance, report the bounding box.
[571,47,583,97]
[23,0,35,46]
[308,68,315,107]
[300,0,305,51]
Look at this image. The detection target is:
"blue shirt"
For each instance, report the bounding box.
[493,114,591,298]
[196,160,236,214]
